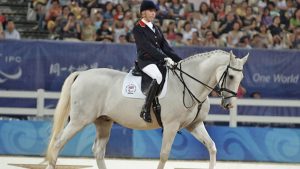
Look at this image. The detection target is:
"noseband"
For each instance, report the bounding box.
[218,65,243,99]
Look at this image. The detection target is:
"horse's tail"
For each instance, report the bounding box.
[46,71,80,163]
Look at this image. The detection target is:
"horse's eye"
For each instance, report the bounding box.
[229,75,234,80]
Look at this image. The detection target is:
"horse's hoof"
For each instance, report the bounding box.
[45,165,55,169]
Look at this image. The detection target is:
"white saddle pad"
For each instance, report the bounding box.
[122,70,168,99]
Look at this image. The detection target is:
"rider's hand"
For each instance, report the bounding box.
[164,57,175,68]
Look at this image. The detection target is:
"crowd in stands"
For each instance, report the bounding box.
[1,0,300,49]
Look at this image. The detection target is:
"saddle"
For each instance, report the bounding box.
[132,61,167,95]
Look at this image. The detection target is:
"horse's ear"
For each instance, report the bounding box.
[230,50,235,60]
[241,53,249,65]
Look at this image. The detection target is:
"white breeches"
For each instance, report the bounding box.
[142,64,162,84]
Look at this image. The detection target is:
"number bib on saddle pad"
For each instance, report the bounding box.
[122,70,168,99]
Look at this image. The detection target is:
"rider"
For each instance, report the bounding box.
[132,0,182,123]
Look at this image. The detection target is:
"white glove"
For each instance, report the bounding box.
[164,57,175,68]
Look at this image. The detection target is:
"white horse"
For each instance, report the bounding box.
[45,50,248,169]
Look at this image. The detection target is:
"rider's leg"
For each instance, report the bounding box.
[140,64,162,123]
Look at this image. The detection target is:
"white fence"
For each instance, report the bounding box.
[1,89,300,127]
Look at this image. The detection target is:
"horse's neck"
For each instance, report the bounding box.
[180,52,229,100]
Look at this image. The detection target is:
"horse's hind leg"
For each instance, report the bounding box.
[92,117,113,169]
[46,120,88,169]
[157,123,179,169]
[186,122,217,169]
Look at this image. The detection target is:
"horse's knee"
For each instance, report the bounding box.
[209,141,217,155]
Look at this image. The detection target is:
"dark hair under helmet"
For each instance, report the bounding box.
[140,0,157,13]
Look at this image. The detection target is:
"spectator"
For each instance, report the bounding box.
[258,0,268,11]
[125,0,142,19]
[237,35,252,49]
[268,16,283,36]
[79,8,89,21]
[35,2,47,32]
[251,34,267,48]
[242,18,258,37]
[237,84,247,98]
[113,3,124,21]
[118,34,128,44]
[218,12,240,36]
[171,32,186,46]
[215,3,226,22]
[102,2,114,25]
[55,5,71,36]
[236,1,248,18]
[62,13,81,41]
[203,30,223,47]
[188,31,203,46]
[291,27,300,49]
[182,0,194,17]
[198,2,214,31]
[47,18,58,39]
[123,10,134,32]
[289,8,300,31]
[260,7,273,27]
[169,0,185,20]
[125,31,135,43]
[271,34,286,49]
[81,17,96,41]
[258,24,273,48]
[210,0,224,14]
[226,21,244,47]
[165,20,177,42]
[156,0,170,21]
[113,18,126,43]
[46,0,62,23]
[0,23,4,39]
[82,0,98,14]
[4,20,21,40]
[241,7,257,29]
[93,10,103,30]
[69,0,82,20]
[267,1,280,17]
[285,0,297,19]
[0,12,6,28]
[181,21,197,43]
[96,20,114,42]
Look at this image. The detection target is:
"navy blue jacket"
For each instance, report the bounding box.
[133,20,182,68]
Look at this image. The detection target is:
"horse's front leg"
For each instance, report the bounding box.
[186,122,217,169]
[157,123,179,169]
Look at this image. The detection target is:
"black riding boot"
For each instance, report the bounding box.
[140,80,159,123]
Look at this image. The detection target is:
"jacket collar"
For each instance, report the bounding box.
[137,20,146,27]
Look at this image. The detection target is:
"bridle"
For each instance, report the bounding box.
[218,65,243,99]
[171,62,243,122]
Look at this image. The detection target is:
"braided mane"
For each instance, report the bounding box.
[179,50,229,64]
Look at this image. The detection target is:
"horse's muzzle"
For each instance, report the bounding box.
[221,98,234,109]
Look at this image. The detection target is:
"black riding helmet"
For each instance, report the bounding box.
[140,0,158,13]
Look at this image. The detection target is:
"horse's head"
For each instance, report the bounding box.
[216,51,248,109]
